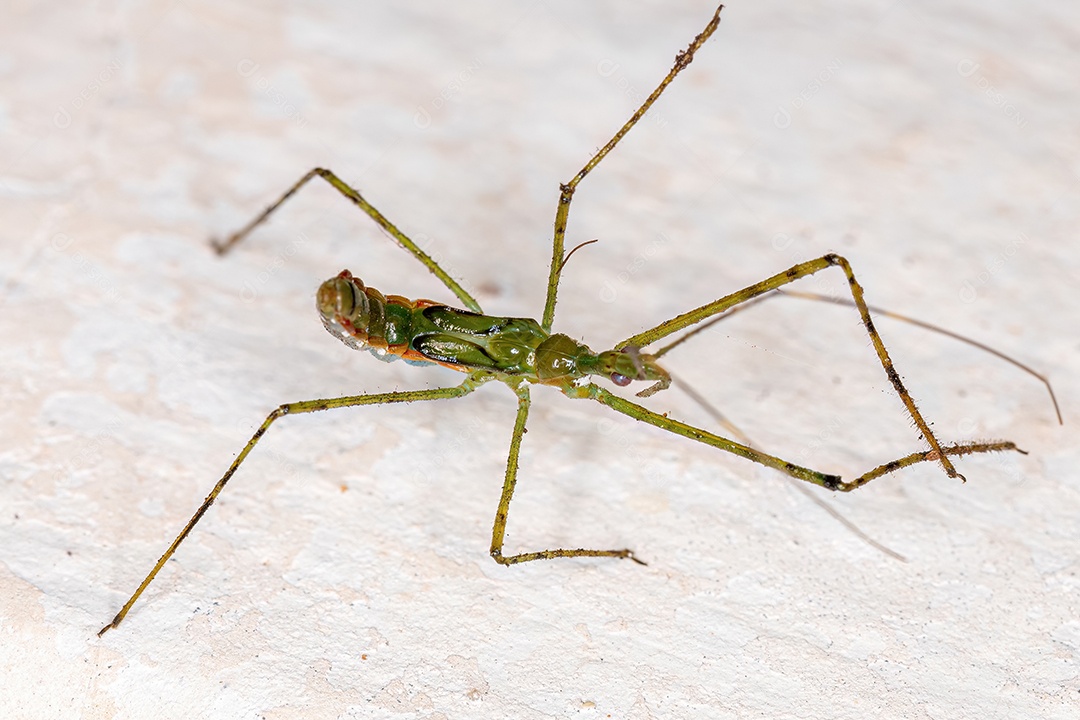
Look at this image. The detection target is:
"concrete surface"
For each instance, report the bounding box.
[1,1,1077,718]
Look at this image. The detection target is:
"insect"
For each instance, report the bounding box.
[99,4,1031,635]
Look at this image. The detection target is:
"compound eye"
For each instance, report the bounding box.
[610,372,632,387]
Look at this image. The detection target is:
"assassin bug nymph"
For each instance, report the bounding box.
[99,5,1030,636]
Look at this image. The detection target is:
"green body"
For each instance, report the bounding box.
[317,269,671,393]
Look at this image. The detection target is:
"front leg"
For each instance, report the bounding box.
[489,383,645,566]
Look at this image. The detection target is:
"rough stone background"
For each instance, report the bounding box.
[1,1,1077,718]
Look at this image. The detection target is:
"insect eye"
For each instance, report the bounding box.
[610,372,632,387]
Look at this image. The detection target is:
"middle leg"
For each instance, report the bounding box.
[489,383,646,566]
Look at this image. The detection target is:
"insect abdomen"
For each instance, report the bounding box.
[317,270,437,363]
[318,270,553,373]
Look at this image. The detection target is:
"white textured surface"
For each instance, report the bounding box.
[2,1,1077,718]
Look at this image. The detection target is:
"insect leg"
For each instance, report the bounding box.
[654,290,1061,426]
[98,377,486,636]
[620,253,1006,480]
[212,167,482,312]
[588,385,1021,491]
[540,5,725,331]
[488,383,646,566]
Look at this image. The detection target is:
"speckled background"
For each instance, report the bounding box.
[1,1,1077,718]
